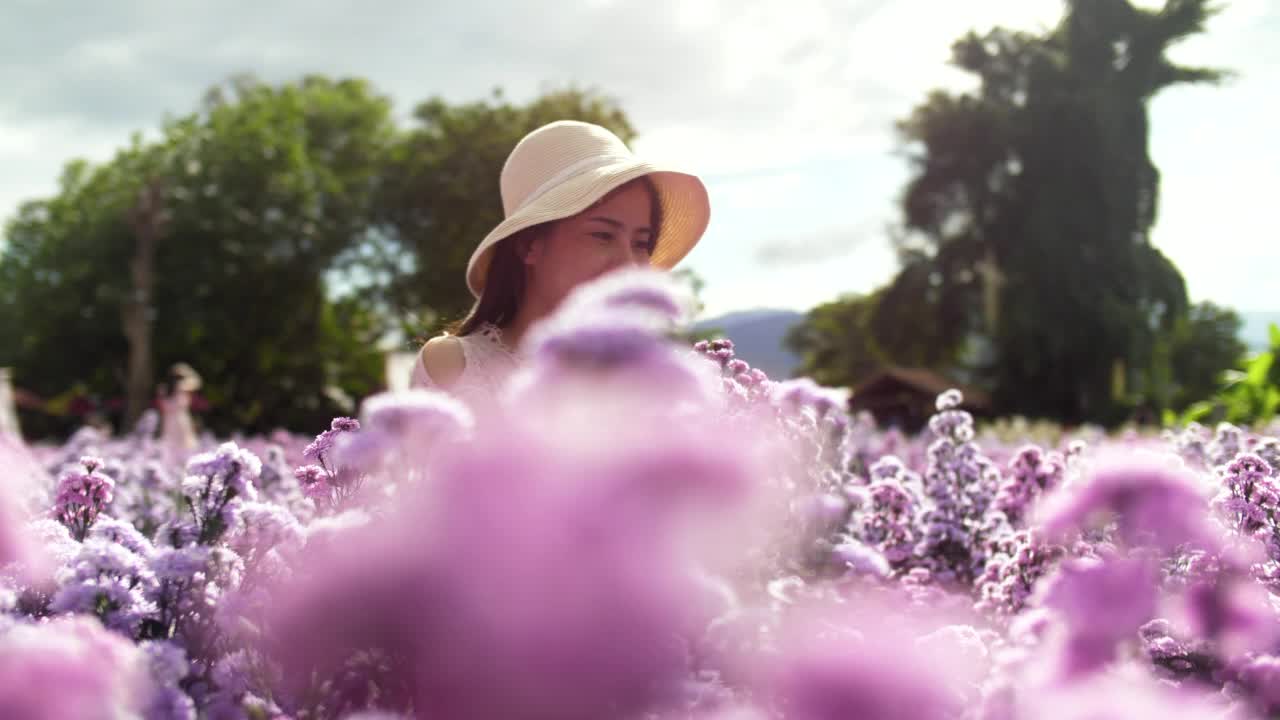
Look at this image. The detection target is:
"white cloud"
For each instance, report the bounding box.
[754,223,879,266]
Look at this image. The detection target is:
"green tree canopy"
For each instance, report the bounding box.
[786,293,886,390]
[1,75,396,437]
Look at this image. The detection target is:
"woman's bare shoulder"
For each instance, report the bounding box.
[419,335,466,387]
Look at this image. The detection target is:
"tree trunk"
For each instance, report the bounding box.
[123,181,165,429]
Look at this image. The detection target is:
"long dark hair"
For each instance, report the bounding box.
[447,175,664,336]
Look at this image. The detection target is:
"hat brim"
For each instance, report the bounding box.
[466,159,710,298]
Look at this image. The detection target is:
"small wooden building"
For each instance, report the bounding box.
[848,367,991,433]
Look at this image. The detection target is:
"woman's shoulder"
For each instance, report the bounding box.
[416,335,467,387]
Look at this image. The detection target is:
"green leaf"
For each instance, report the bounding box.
[1181,401,1214,424]
[1247,351,1275,388]
[1220,369,1247,388]
[1269,323,1280,350]
[1265,386,1280,419]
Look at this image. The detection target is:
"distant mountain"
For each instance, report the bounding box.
[694,309,805,380]
[1240,312,1280,351]
[688,308,1279,382]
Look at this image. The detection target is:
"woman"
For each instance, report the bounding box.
[410,120,710,404]
[158,362,201,463]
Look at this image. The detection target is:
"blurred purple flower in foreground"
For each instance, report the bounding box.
[757,603,974,720]
[1038,554,1159,677]
[0,616,149,719]
[1014,664,1233,720]
[265,419,750,720]
[0,433,47,568]
[1039,450,1218,553]
[330,389,473,482]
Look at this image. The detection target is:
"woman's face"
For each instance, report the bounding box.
[522,181,655,312]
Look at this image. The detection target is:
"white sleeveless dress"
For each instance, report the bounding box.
[408,324,521,408]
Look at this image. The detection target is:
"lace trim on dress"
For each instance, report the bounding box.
[410,323,519,406]
[471,323,519,360]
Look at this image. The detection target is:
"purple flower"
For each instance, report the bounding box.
[139,641,194,719]
[330,417,360,433]
[693,338,737,370]
[1236,654,1280,714]
[1020,667,1232,720]
[1208,422,1245,467]
[186,443,262,489]
[51,537,159,636]
[1256,438,1280,477]
[329,390,474,481]
[975,529,1065,618]
[997,446,1065,527]
[771,378,844,418]
[0,433,51,568]
[149,545,209,584]
[1212,453,1279,542]
[1038,554,1159,677]
[302,431,337,464]
[182,443,263,544]
[0,616,150,718]
[303,418,361,469]
[833,541,890,578]
[353,389,474,443]
[1182,572,1276,656]
[293,465,325,487]
[227,501,303,562]
[848,461,923,569]
[52,456,117,541]
[265,424,751,719]
[144,685,196,720]
[89,517,155,558]
[911,400,1003,586]
[763,608,962,720]
[936,389,963,412]
[555,267,692,326]
[532,322,672,370]
[1167,422,1210,469]
[1039,450,1218,554]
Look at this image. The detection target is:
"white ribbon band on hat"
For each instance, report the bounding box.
[512,153,636,215]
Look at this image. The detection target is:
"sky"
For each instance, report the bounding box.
[1,0,1276,319]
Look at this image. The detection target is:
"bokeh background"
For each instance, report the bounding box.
[2,0,1276,439]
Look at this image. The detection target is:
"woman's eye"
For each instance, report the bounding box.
[633,239,654,255]
[591,232,614,242]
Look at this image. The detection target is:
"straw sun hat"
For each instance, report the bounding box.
[465,120,711,298]
[169,363,202,393]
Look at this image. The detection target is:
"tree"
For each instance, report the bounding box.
[365,87,637,338]
[786,293,887,389]
[879,0,1225,424]
[123,179,167,427]
[1164,301,1247,410]
[1,75,395,437]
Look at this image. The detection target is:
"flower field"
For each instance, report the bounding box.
[4,269,1280,719]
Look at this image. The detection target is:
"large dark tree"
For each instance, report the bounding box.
[881,0,1226,424]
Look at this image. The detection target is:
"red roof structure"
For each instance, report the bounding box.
[849,367,990,432]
